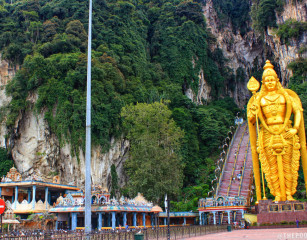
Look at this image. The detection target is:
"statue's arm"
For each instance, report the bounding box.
[292,97,302,130]
[284,95,303,139]
[247,96,259,124]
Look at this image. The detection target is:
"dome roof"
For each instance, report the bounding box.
[134,193,147,203]
[151,205,163,213]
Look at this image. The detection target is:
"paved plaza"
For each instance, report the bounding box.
[184,228,307,240]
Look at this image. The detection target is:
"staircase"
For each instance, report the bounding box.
[216,122,253,198]
[201,122,254,225]
[208,211,241,225]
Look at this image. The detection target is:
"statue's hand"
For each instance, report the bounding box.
[284,128,297,139]
[249,104,259,116]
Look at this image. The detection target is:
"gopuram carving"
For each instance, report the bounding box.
[247,60,307,202]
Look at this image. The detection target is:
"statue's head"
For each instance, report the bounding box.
[262,60,279,91]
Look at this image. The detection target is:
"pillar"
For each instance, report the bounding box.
[183,217,186,226]
[123,212,127,227]
[142,213,146,227]
[32,185,36,210]
[112,212,116,229]
[0,187,2,197]
[45,186,49,209]
[164,217,166,225]
[199,212,202,225]
[27,188,31,203]
[55,214,58,230]
[71,212,77,230]
[241,210,244,221]
[227,211,231,224]
[133,212,137,227]
[212,212,216,225]
[13,186,18,209]
[98,213,102,230]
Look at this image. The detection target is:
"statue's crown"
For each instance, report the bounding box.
[262,60,278,82]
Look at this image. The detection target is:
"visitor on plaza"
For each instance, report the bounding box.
[296,219,299,228]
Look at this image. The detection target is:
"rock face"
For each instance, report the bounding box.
[185,67,212,105]
[264,1,307,85]
[0,54,129,188]
[202,0,264,107]
[8,105,129,188]
[0,56,16,148]
[201,0,306,106]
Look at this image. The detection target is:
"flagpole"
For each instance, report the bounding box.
[165,195,170,240]
[85,0,92,234]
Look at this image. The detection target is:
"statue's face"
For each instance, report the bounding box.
[264,75,277,91]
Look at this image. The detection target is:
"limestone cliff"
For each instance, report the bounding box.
[0,56,129,189]
[184,61,211,105]
[264,1,306,85]
[0,56,15,149]
[202,0,264,107]
[202,0,306,106]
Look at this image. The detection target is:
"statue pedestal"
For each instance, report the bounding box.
[257,199,307,224]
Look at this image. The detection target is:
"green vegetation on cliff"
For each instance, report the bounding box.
[0,147,13,177]
[277,19,307,45]
[211,0,250,35]
[251,0,278,31]
[0,0,239,204]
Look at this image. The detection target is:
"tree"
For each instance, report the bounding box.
[0,147,13,177]
[121,101,184,203]
[256,0,277,30]
[110,164,120,199]
[65,20,87,42]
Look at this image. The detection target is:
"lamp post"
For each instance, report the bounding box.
[164,195,170,240]
[85,0,93,234]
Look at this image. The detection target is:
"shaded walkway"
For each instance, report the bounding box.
[183,227,307,240]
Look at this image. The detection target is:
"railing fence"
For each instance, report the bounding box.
[0,225,228,240]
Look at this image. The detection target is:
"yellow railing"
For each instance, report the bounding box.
[237,139,250,196]
[246,168,255,205]
[226,124,247,196]
[215,124,240,197]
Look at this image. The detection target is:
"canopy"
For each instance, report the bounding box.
[243,213,257,225]
[3,219,20,224]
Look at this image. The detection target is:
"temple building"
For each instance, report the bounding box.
[0,167,201,231]
[50,190,163,230]
[198,196,248,225]
[0,166,164,231]
[159,212,198,226]
[0,166,79,220]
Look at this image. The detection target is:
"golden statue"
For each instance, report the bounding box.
[247,60,307,202]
